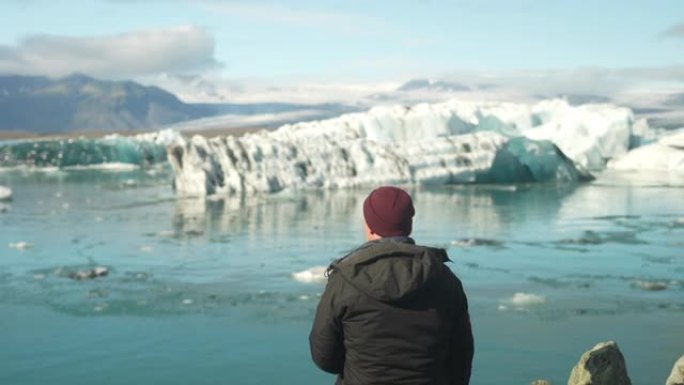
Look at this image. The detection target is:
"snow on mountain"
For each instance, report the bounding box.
[166,98,632,196]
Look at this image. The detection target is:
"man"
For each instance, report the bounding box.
[309,186,474,385]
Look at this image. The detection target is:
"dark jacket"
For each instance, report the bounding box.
[309,237,474,385]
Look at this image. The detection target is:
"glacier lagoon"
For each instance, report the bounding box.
[1,98,683,384]
[0,166,683,385]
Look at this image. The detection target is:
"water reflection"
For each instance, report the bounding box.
[170,184,583,244]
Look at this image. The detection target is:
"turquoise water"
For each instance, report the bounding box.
[1,167,683,384]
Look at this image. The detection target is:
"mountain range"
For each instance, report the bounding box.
[0,74,351,133]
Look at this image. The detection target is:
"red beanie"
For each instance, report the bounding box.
[363,186,415,237]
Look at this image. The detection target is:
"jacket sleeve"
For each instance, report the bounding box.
[449,275,474,385]
[309,274,346,374]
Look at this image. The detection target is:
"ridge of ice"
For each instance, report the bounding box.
[0,129,184,170]
[168,98,614,196]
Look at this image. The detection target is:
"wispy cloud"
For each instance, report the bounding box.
[0,25,220,78]
[661,22,684,37]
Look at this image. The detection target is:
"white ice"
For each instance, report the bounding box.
[62,162,140,171]
[608,130,684,171]
[508,292,546,306]
[167,98,655,196]
[291,266,328,284]
[8,241,31,250]
[0,186,11,201]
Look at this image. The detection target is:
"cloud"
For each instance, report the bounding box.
[0,25,220,78]
[662,22,684,37]
[438,65,684,97]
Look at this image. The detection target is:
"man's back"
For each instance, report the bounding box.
[309,237,473,385]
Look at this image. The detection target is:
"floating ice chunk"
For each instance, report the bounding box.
[182,298,194,305]
[0,186,11,201]
[139,246,153,253]
[292,266,328,284]
[508,292,546,306]
[451,238,504,248]
[608,130,684,171]
[630,280,668,291]
[68,266,109,280]
[9,241,31,250]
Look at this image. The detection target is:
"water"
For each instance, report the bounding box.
[1,167,683,385]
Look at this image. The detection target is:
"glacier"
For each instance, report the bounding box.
[0,130,179,170]
[167,98,624,196]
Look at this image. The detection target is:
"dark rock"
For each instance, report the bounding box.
[568,341,631,385]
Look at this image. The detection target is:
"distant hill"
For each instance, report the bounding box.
[0,74,217,133]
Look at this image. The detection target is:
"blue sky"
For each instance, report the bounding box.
[1,0,683,88]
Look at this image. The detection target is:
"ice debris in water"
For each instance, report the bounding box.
[0,186,12,201]
[292,266,328,283]
[508,292,546,306]
[68,266,109,280]
[451,238,504,248]
[630,280,668,291]
[8,242,31,250]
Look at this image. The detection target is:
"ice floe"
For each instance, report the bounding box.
[508,292,547,306]
[0,186,11,201]
[8,241,31,250]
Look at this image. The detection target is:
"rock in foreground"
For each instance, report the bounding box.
[568,341,631,385]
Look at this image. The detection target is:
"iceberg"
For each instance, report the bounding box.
[168,99,616,196]
[0,129,181,169]
[608,130,684,171]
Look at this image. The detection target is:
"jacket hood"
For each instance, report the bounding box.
[331,238,450,303]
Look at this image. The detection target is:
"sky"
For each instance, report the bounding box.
[1,0,684,98]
